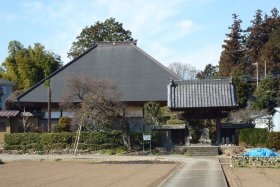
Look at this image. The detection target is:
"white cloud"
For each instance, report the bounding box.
[23,1,44,12]
[15,0,215,66]
[144,43,173,63]
[179,20,194,31]
[174,44,222,70]
[1,13,18,22]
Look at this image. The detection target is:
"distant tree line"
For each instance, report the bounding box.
[1,41,62,90]
[219,8,280,110]
[167,8,280,112]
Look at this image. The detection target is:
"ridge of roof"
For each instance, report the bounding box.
[17,43,98,101]
[97,40,137,46]
[172,78,232,84]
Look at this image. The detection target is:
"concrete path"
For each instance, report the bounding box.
[160,157,228,187]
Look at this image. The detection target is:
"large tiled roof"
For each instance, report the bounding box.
[167,79,237,109]
[17,41,180,103]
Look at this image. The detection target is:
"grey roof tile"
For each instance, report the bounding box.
[168,79,237,109]
[18,42,180,103]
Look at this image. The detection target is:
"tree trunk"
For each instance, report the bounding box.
[121,119,132,150]
[48,85,51,132]
[216,118,221,145]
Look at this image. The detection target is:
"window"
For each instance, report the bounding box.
[0,122,6,132]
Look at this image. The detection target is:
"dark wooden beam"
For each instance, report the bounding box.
[183,110,230,120]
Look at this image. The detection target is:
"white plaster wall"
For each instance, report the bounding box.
[272,112,280,132]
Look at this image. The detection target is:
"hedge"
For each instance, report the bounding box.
[4,131,125,152]
[239,128,269,147]
[239,129,280,151]
[266,132,280,150]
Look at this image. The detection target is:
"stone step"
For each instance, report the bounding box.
[187,147,219,156]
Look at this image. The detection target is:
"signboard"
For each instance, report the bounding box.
[143,134,151,141]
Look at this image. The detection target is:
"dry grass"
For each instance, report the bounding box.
[220,146,245,156]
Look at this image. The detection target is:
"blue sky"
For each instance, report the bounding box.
[0,0,279,70]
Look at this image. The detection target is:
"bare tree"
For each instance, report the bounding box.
[22,107,33,132]
[229,108,252,123]
[168,62,199,80]
[60,75,131,154]
[229,108,275,130]
[4,90,24,110]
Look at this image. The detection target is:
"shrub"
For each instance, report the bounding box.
[4,133,41,146]
[166,119,185,125]
[239,128,269,147]
[266,132,280,150]
[51,124,62,133]
[131,132,143,148]
[79,131,123,148]
[144,101,163,125]
[59,117,71,131]
[78,143,99,151]
[44,133,74,144]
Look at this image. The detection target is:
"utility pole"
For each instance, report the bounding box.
[252,62,259,88]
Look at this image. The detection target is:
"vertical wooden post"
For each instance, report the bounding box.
[235,129,240,145]
[216,118,221,145]
[184,112,190,146]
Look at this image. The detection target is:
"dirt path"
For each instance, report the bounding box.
[222,165,280,187]
[0,161,178,187]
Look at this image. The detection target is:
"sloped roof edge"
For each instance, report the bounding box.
[17,43,98,101]
[131,45,181,80]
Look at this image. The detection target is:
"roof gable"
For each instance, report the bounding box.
[18,42,179,103]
